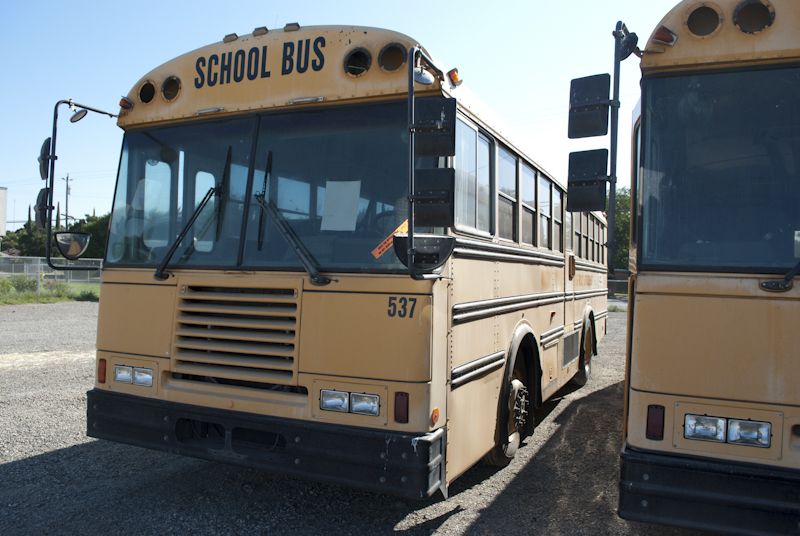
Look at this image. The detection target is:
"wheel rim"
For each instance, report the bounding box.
[583,325,593,376]
[505,377,529,450]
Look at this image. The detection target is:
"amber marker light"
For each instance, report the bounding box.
[97,358,107,384]
[447,68,463,87]
[119,97,134,110]
[431,407,440,427]
[652,25,678,46]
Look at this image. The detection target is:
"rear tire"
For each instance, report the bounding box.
[571,322,594,387]
[484,370,531,467]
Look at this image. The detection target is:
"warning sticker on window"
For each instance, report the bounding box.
[371,219,408,259]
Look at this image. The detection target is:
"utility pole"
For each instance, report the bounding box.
[60,174,71,230]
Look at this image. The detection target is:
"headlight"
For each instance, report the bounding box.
[114,365,133,383]
[684,414,726,442]
[133,367,153,387]
[728,419,770,447]
[320,390,349,412]
[350,393,380,416]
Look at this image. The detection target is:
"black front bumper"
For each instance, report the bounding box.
[619,447,800,535]
[87,389,445,499]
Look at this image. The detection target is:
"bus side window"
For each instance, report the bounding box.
[455,119,493,235]
[565,211,573,251]
[538,174,551,248]
[498,147,517,241]
[521,163,536,245]
[553,188,563,252]
[454,119,477,230]
[631,121,642,248]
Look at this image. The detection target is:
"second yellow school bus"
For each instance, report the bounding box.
[81,24,607,497]
[617,1,800,533]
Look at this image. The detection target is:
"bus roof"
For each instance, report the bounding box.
[642,0,800,72]
[117,24,569,194]
[117,25,429,128]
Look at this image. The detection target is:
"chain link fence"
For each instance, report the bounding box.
[0,256,101,294]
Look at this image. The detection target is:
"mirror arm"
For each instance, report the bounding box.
[43,99,116,271]
[406,46,447,275]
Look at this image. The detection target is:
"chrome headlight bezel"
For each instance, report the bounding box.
[113,365,133,384]
[133,367,153,387]
[727,418,771,448]
[320,389,350,412]
[684,414,726,443]
[350,392,380,416]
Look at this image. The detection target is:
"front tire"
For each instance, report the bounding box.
[571,322,594,387]
[484,373,530,467]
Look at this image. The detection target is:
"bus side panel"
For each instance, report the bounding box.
[446,257,499,482]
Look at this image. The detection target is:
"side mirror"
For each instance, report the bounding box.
[35,187,50,229]
[568,74,611,139]
[393,234,455,273]
[38,137,52,180]
[567,149,608,212]
[414,168,455,227]
[54,232,91,260]
[414,97,456,157]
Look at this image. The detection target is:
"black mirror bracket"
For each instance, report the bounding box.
[403,46,458,278]
[40,99,118,271]
[566,21,640,271]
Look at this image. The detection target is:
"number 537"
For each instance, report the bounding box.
[387,296,417,318]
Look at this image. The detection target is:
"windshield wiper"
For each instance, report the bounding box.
[154,185,219,280]
[171,147,232,268]
[253,191,332,286]
[760,260,800,292]
[256,151,272,251]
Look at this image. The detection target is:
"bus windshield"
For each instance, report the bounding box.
[106,101,411,272]
[640,66,800,272]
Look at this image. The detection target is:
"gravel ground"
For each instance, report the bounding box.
[0,303,703,536]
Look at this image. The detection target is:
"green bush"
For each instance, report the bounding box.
[0,277,13,294]
[8,275,37,293]
[43,280,71,297]
[73,289,99,302]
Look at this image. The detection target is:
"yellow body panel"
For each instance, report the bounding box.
[300,291,432,382]
[96,282,176,358]
[631,273,800,406]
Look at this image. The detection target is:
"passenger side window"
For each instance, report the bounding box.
[498,147,517,241]
[565,211,573,251]
[553,188,563,252]
[538,175,551,248]
[520,164,536,245]
[455,119,492,234]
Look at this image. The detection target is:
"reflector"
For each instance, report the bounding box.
[653,25,678,46]
[97,358,107,384]
[394,392,409,424]
[646,405,665,440]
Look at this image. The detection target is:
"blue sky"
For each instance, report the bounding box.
[0,0,677,231]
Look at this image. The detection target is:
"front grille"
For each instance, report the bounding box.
[172,285,299,387]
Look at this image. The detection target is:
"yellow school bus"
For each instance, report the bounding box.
[613,1,800,533]
[49,24,607,498]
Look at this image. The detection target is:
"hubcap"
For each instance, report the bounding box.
[508,380,529,433]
